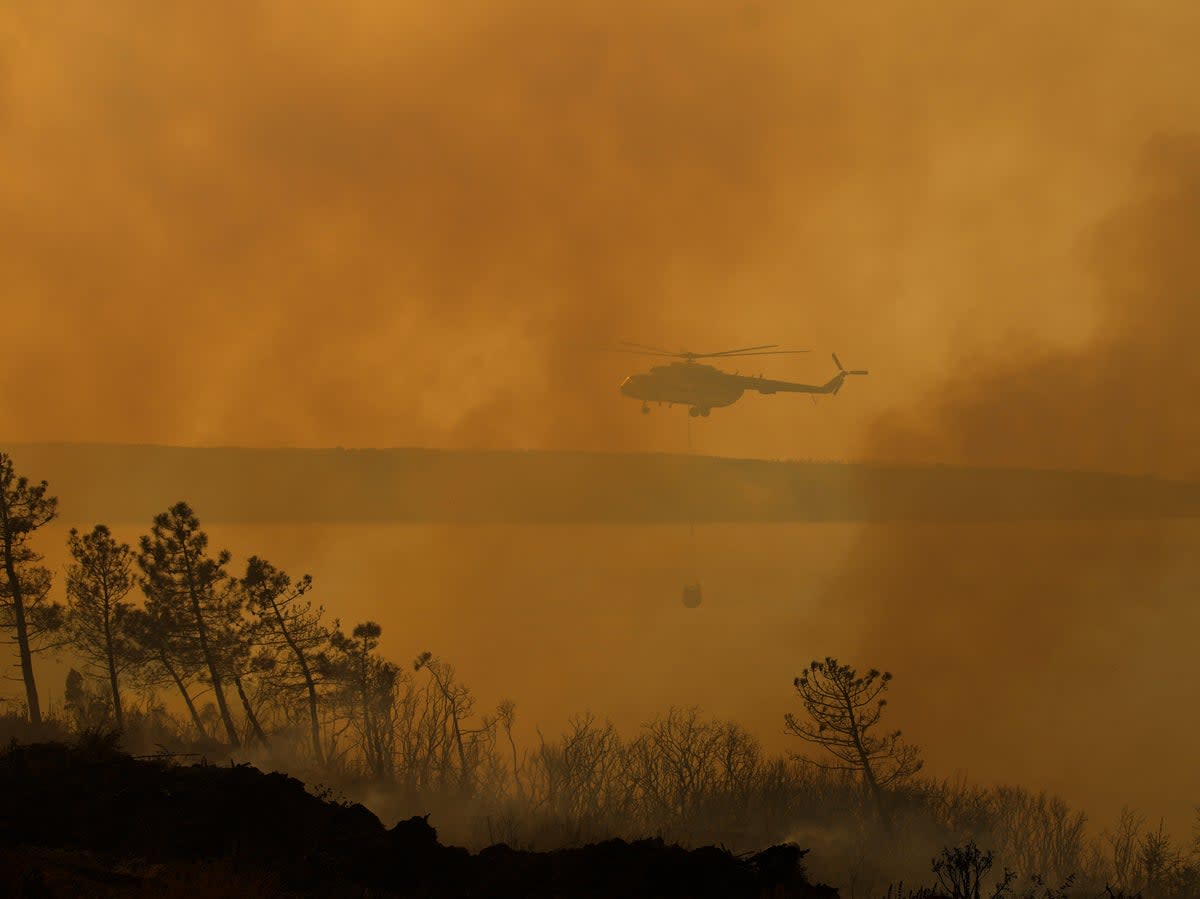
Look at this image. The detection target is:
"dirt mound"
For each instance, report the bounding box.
[0,738,838,898]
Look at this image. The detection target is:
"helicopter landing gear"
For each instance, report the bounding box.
[641,402,650,415]
[688,407,700,418]
[689,406,710,418]
[700,407,710,417]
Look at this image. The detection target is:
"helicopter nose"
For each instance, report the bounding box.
[620,376,635,396]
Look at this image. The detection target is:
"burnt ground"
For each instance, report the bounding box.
[0,738,839,898]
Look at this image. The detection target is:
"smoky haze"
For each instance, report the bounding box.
[3,1,1199,459]
[3,0,1200,858]
[870,134,1200,477]
[829,135,1200,835]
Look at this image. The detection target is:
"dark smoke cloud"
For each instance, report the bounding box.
[868,134,1200,478]
[830,139,1200,831]
[4,1,1200,460]
[0,1,851,451]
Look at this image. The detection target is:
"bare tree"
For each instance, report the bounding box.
[0,452,59,723]
[1137,819,1185,899]
[785,656,922,826]
[634,707,724,828]
[65,525,137,731]
[391,666,461,793]
[414,651,478,796]
[529,713,635,840]
[988,786,1087,883]
[1103,807,1144,894]
[497,699,523,801]
[138,502,242,746]
[932,840,1012,899]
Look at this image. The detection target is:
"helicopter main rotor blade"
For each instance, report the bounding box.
[619,340,676,354]
[705,349,811,357]
[598,341,814,361]
[602,347,679,358]
[695,344,779,357]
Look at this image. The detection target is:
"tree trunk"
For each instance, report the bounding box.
[102,603,124,732]
[359,651,375,773]
[506,727,523,802]
[160,651,207,738]
[233,674,270,748]
[841,683,889,831]
[302,663,323,765]
[269,598,323,764]
[427,665,471,795]
[107,651,124,733]
[1,534,41,725]
[183,560,239,747]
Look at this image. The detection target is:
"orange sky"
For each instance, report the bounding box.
[3,1,1199,471]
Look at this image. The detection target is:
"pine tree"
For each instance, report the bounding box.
[241,556,327,763]
[785,656,923,827]
[0,452,60,723]
[138,502,243,747]
[327,622,397,778]
[65,525,137,731]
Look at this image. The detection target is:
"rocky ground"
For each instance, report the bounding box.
[0,737,839,898]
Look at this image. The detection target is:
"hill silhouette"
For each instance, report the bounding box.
[4,442,1199,524]
[0,738,833,898]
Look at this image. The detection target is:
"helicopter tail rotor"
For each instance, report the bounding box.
[830,353,868,396]
[832,353,869,376]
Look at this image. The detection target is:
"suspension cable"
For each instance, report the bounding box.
[685,413,698,585]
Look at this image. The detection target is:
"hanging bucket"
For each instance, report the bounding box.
[681,583,703,608]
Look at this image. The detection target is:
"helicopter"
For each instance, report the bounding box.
[612,342,868,417]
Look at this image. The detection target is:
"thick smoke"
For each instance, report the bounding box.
[828,139,1200,831]
[4,1,1200,459]
[868,134,1200,478]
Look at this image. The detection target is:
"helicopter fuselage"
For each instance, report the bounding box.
[619,357,862,416]
[620,363,744,415]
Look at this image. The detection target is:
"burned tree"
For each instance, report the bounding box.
[414,651,481,796]
[529,713,633,837]
[327,621,398,778]
[65,525,137,731]
[785,656,922,825]
[138,502,243,747]
[0,452,60,723]
[241,556,327,762]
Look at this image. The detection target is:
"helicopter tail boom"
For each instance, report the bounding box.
[748,354,868,396]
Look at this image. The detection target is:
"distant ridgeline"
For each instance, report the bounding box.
[5,443,1200,525]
